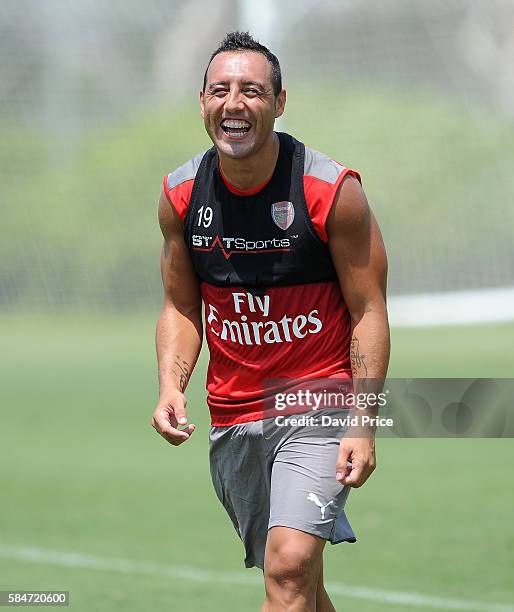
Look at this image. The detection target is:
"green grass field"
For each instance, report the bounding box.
[1,316,513,611]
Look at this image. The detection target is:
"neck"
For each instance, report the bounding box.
[218,132,279,192]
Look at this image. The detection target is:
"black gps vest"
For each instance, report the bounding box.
[182,132,337,288]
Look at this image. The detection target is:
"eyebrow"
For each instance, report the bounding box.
[207,80,266,91]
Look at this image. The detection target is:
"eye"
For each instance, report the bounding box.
[244,88,259,96]
[211,88,228,97]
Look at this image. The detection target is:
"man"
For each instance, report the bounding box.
[151,31,389,611]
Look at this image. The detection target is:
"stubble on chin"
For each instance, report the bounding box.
[212,134,255,159]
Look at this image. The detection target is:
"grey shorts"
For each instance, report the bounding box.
[209,409,356,570]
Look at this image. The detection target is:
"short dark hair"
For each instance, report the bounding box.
[203,31,282,97]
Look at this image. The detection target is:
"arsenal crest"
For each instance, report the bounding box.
[271,201,295,230]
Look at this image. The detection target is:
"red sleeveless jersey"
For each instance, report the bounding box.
[164,133,360,426]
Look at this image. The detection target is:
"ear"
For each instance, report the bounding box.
[200,90,205,119]
[274,90,286,119]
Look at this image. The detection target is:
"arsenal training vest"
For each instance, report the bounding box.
[164,132,360,425]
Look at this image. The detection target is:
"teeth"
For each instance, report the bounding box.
[222,120,250,129]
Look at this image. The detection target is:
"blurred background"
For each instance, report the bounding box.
[1,1,513,611]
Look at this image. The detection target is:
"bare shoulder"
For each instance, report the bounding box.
[158,189,183,241]
[326,175,370,239]
[157,187,201,307]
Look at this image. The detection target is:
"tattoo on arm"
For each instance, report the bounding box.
[350,336,368,377]
[172,355,191,392]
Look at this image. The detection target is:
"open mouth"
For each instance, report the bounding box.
[220,119,251,139]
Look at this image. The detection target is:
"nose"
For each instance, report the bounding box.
[224,87,244,114]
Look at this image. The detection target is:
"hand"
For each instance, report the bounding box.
[336,434,376,487]
[151,389,195,446]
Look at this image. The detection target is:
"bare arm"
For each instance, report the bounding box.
[151,189,203,446]
[327,176,390,486]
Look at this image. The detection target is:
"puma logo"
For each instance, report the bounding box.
[307,492,334,520]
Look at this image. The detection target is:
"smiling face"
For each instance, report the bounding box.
[200,51,286,160]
